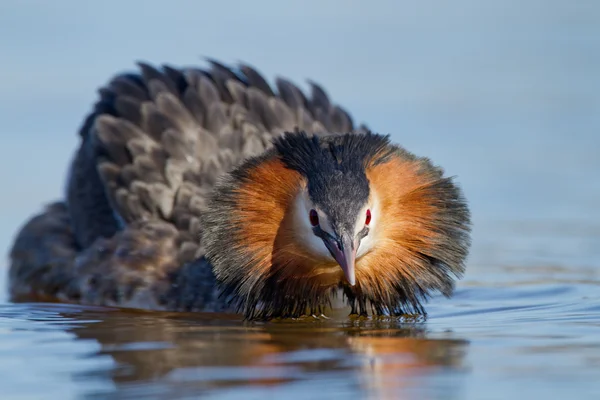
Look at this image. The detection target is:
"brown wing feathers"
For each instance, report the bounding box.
[74,61,362,254]
[10,59,365,310]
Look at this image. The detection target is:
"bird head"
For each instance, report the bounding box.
[282,140,378,288]
[202,131,471,320]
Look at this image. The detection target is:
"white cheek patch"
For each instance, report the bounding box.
[291,189,334,259]
[303,231,332,259]
[355,197,379,259]
[357,233,376,258]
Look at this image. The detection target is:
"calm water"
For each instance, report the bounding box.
[1,1,599,399]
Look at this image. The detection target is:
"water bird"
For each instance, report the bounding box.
[8,59,471,319]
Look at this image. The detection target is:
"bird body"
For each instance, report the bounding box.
[8,60,471,319]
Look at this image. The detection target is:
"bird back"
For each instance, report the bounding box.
[66,60,368,260]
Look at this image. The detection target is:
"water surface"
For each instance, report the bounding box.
[1,1,599,399]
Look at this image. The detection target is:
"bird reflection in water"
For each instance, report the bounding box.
[54,306,468,398]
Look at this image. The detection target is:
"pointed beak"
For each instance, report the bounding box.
[323,233,356,286]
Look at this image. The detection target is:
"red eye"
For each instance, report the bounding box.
[365,209,372,225]
[309,209,319,226]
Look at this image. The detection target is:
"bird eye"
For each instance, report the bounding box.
[365,209,372,225]
[309,209,319,226]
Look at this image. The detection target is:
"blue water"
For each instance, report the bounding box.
[1,1,599,399]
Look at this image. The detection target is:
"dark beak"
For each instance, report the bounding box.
[322,233,356,286]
